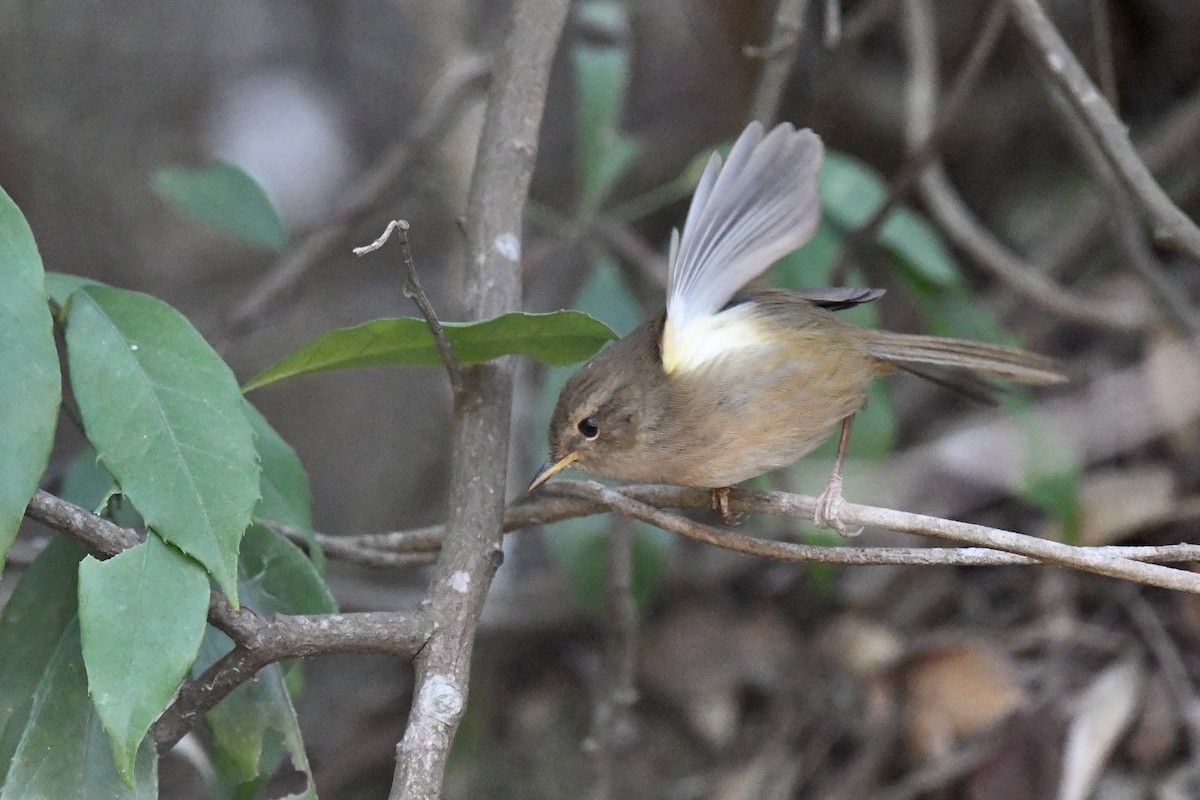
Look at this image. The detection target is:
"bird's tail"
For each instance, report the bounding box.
[865,332,1066,386]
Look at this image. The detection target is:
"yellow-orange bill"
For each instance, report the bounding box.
[527,452,580,492]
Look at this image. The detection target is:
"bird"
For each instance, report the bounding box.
[528,121,1065,533]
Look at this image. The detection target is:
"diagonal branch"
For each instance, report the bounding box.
[1007,0,1200,265]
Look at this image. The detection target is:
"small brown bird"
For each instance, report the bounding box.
[529,121,1065,532]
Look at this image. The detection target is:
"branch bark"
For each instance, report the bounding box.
[387,1,570,798]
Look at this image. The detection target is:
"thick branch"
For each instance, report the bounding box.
[388,1,570,798]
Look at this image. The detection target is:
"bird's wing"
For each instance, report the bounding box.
[662,121,824,374]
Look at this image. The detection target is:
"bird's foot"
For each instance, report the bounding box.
[813,477,862,537]
[711,487,743,526]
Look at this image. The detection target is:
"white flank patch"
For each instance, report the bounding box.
[661,302,770,374]
[450,570,470,593]
[494,232,520,262]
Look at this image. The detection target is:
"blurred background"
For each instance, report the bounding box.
[5,0,1200,797]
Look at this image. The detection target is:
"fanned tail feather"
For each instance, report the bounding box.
[866,332,1066,386]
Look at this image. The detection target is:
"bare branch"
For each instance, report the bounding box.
[388,0,570,797]
[1008,0,1200,265]
[542,481,1200,594]
[354,219,465,397]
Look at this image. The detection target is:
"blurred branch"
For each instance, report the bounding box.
[225,55,492,336]
[388,0,569,798]
[748,0,811,127]
[1044,88,1200,338]
[1008,0,1200,266]
[831,0,1008,284]
[354,219,466,396]
[587,515,640,800]
[902,0,1151,331]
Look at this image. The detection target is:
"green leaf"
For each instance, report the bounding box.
[1,620,157,800]
[878,207,960,288]
[197,630,316,798]
[239,524,336,617]
[819,152,963,288]
[244,402,325,573]
[0,185,61,572]
[573,1,635,208]
[771,221,846,290]
[0,538,89,784]
[44,272,100,308]
[244,310,618,392]
[153,162,288,251]
[819,152,886,229]
[193,522,328,797]
[63,283,260,603]
[78,534,209,783]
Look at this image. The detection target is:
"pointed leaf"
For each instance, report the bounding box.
[1,621,157,800]
[154,162,288,251]
[63,283,260,602]
[0,185,61,571]
[0,538,88,784]
[243,310,618,392]
[44,272,100,308]
[240,524,335,617]
[244,402,324,573]
[79,534,208,782]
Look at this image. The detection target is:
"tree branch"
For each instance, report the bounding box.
[387,1,570,798]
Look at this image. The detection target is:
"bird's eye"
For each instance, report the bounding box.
[577,417,599,439]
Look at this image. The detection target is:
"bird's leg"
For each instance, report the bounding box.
[814,416,863,536]
[711,487,742,526]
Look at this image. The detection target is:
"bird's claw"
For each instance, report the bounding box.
[814,479,862,537]
[711,487,743,526]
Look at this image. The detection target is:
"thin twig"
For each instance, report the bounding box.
[225,55,492,335]
[309,482,1200,571]
[902,0,1150,331]
[748,0,812,127]
[546,481,1200,594]
[824,0,842,47]
[355,219,465,397]
[1088,0,1118,108]
[1008,0,1200,266]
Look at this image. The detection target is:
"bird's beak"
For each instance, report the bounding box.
[527,451,580,492]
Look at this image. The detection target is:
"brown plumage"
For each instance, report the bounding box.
[529,121,1065,531]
